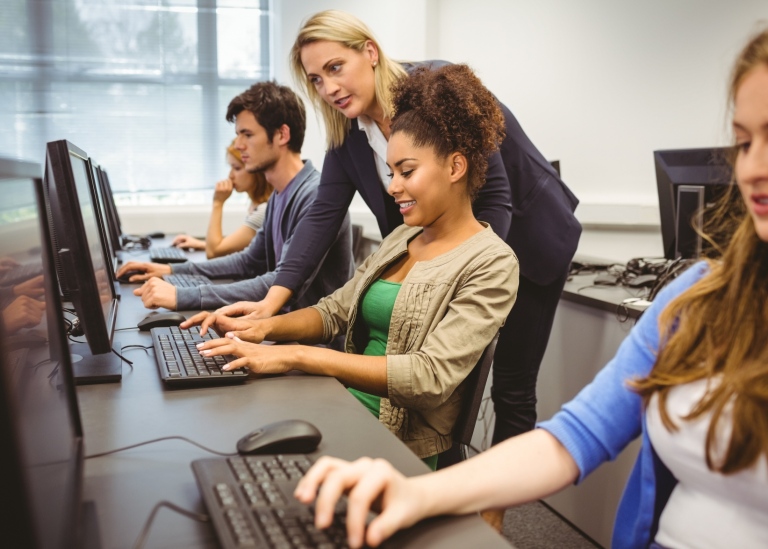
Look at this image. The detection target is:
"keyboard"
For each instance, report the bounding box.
[192,454,352,549]
[150,326,247,387]
[149,247,188,263]
[163,273,213,287]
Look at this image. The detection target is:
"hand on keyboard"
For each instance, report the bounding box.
[197,334,289,375]
[183,309,266,340]
[116,260,171,282]
[295,456,424,549]
[134,277,178,310]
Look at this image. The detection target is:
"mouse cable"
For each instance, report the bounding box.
[114,326,140,332]
[85,435,238,460]
[121,344,153,353]
[111,347,134,366]
[132,500,209,549]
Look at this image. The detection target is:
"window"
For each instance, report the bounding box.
[0,0,272,196]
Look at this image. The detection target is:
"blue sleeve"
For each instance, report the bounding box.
[538,262,708,481]
[174,231,269,310]
[272,150,356,293]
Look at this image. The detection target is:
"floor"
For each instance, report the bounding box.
[501,502,600,549]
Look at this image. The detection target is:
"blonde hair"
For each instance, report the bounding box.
[226,140,272,205]
[632,27,768,474]
[290,10,407,149]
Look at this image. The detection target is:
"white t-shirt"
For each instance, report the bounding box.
[244,201,267,232]
[357,115,391,190]
[647,378,768,548]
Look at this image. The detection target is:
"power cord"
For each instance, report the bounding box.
[132,500,209,549]
[85,435,237,460]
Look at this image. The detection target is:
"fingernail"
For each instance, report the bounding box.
[202,350,211,356]
[196,343,204,349]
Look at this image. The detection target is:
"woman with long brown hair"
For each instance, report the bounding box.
[294,27,768,549]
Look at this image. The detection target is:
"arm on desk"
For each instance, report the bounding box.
[295,429,578,548]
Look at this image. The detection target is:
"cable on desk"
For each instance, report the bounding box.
[85,435,238,460]
[115,326,140,332]
[121,344,153,354]
[132,500,209,549]
[111,347,134,366]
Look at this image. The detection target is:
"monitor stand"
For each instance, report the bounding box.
[69,342,122,384]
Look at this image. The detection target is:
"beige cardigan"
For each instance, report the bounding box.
[311,224,519,458]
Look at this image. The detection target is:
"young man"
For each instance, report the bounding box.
[116,82,354,312]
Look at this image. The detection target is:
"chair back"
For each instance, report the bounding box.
[453,332,499,448]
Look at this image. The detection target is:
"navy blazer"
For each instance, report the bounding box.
[274,60,581,289]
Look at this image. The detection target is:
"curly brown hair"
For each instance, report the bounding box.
[390,64,506,199]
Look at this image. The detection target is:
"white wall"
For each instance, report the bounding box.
[271,0,767,227]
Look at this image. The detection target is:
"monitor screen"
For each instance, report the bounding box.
[0,157,85,548]
[87,158,118,274]
[45,140,118,355]
[654,147,733,260]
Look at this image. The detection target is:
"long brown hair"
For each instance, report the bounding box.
[632,28,768,474]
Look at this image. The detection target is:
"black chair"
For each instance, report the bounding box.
[437,332,499,468]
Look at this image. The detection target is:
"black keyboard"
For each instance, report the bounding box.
[163,273,213,287]
[149,247,188,263]
[149,326,247,387]
[192,455,353,549]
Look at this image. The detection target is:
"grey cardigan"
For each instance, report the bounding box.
[173,160,354,311]
[311,224,519,458]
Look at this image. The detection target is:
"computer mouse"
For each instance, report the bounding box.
[145,231,165,239]
[116,269,144,283]
[236,419,322,455]
[137,311,187,331]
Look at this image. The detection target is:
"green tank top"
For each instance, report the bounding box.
[348,278,438,470]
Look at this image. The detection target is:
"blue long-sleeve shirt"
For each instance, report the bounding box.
[172,160,354,311]
[539,261,709,549]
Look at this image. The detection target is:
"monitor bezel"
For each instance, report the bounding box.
[0,158,85,548]
[44,140,118,355]
[96,166,124,251]
[86,158,118,275]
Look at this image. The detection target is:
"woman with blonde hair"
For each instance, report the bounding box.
[173,140,272,258]
[295,27,768,549]
[212,9,582,471]
[191,63,519,472]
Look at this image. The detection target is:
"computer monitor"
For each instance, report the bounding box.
[95,166,124,254]
[44,140,121,383]
[86,158,119,276]
[654,147,734,260]
[0,157,99,548]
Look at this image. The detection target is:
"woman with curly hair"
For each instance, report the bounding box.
[207,11,579,476]
[295,27,768,549]
[172,139,273,259]
[192,64,519,470]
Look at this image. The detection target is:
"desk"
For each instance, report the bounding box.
[78,252,510,548]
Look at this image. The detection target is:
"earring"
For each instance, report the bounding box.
[372,61,378,68]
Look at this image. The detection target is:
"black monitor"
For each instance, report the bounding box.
[0,157,100,548]
[654,147,733,260]
[86,158,118,274]
[95,166,124,254]
[44,140,121,383]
